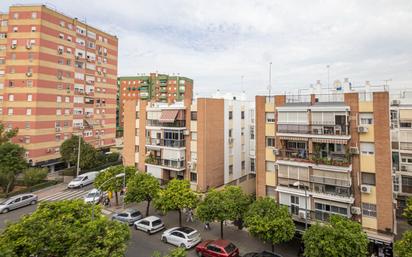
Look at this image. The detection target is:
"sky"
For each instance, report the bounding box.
[1,0,412,97]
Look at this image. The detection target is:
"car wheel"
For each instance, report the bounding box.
[196,251,203,257]
[134,224,139,230]
[146,229,151,235]
[180,243,185,248]
[30,200,37,205]
[79,184,83,188]
[1,208,9,214]
[162,237,167,243]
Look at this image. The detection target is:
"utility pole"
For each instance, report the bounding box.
[268,62,272,96]
[76,134,81,177]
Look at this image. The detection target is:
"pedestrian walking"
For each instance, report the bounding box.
[186,209,193,222]
[204,221,211,230]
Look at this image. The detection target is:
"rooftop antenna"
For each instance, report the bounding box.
[383,78,392,90]
[268,62,272,96]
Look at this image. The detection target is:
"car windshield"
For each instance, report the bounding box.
[152,219,162,226]
[224,243,236,253]
[72,177,83,181]
[187,232,200,239]
[130,212,141,217]
[87,193,99,198]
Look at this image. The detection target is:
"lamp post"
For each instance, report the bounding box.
[91,172,125,220]
[293,181,308,230]
[76,134,81,177]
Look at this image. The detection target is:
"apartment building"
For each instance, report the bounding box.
[123,89,255,193]
[390,92,412,215]
[0,5,118,171]
[117,73,193,129]
[256,80,395,255]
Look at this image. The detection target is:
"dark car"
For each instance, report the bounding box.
[243,251,284,257]
[195,239,239,257]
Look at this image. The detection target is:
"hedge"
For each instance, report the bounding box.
[0,180,61,199]
[60,160,122,177]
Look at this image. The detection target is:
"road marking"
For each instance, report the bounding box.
[39,189,89,202]
[102,209,112,215]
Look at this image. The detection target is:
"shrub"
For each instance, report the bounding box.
[23,168,48,187]
[106,152,120,162]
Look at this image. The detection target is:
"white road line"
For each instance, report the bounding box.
[40,189,89,202]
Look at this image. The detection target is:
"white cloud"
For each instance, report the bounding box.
[1,0,412,97]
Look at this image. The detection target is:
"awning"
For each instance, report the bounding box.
[159,110,178,123]
[279,136,308,141]
[312,138,347,144]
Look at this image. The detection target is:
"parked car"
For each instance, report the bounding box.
[161,226,201,249]
[111,209,143,225]
[0,194,38,214]
[84,189,105,204]
[243,251,284,257]
[67,172,98,189]
[134,216,165,234]
[195,239,239,257]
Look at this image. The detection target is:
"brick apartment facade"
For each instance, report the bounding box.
[255,82,395,255]
[0,5,118,170]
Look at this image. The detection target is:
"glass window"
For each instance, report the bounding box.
[360,143,375,155]
[266,112,275,123]
[360,113,373,125]
[229,111,233,120]
[241,111,245,119]
[362,203,377,217]
[361,172,376,186]
[229,165,233,175]
[191,111,197,121]
[190,172,197,182]
[266,137,276,147]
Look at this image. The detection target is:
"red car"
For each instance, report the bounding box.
[195,239,240,257]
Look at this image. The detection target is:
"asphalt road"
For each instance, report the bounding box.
[0,204,37,231]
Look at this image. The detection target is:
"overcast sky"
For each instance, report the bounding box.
[1,0,412,97]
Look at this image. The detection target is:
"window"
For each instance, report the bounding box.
[266,137,276,147]
[57,96,62,102]
[25,122,30,129]
[241,111,245,119]
[13,27,18,32]
[393,176,400,192]
[400,122,412,128]
[229,165,233,175]
[56,109,62,115]
[27,80,33,87]
[8,94,14,101]
[55,134,62,141]
[229,111,233,120]
[13,13,19,19]
[241,161,245,170]
[402,176,412,193]
[266,186,276,197]
[65,96,70,103]
[229,129,232,138]
[31,26,36,32]
[190,172,197,182]
[361,172,376,185]
[31,12,37,19]
[266,112,275,123]
[191,111,197,121]
[360,113,373,125]
[26,108,32,115]
[0,58,4,64]
[362,203,377,217]
[360,143,375,155]
[191,132,197,141]
[8,108,13,115]
[250,158,255,172]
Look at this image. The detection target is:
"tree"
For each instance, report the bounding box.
[402,197,412,225]
[23,167,48,187]
[0,200,130,257]
[0,122,18,145]
[224,186,252,230]
[244,197,295,252]
[60,135,100,170]
[0,142,27,194]
[303,215,369,257]
[152,247,186,257]
[94,165,136,206]
[155,179,198,227]
[395,230,412,257]
[125,172,160,216]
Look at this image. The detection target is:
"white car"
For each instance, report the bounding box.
[161,227,201,249]
[134,216,165,234]
[68,172,98,189]
[84,189,104,204]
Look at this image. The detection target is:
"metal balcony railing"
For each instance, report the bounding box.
[146,158,185,169]
[310,175,351,187]
[277,124,349,136]
[146,138,186,148]
[147,120,186,128]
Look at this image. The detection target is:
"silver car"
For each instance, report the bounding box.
[111,209,143,225]
[0,194,38,214]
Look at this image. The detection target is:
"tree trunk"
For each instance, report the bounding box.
[271,244,275,253]
[178,209,182,227]
[115,191,119,206]
[220,220,224,239]
[146,200,151,217]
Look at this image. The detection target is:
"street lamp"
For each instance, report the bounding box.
[293,181,308,230]
[91,172,125,220]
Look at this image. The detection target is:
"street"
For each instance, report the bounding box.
[0,184,300,257]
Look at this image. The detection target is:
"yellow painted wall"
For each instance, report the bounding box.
[265,123,275,136]
[265,103,275,112]
[359,101,373,112]
[266,171,277,186]
[360,154,376,172]
[359,125,374,142]
[266,147,277,161]
[361,186,377,204]
[362,216,377,230]
[400,109,412,120]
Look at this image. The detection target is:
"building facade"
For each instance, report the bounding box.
[256,82,395,255]
[0,5,118,170]
[390,92,412,216]
[123,90,255,193]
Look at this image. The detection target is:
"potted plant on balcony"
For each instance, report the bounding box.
[145,152,156,165]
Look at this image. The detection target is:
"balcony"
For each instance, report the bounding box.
[276,148,351,168]
[400,164,412,172]
[146,138,185,148]
[147,120,186,128]
[145,156,185,170]
[310,175,351,187]
[312,183,352,198]
[277,124,349,136]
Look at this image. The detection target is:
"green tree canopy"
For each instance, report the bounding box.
[303,215,369,257]
[0,122,18,145]
[395,230,412,257]
[94,165,136,205]
[0,200,130,257]
[402,197,412,225]
[155,179,198,227]
[0,142,27,194]
[224,186,252,229]
[23,167,48,187]
[59,135,101,170]
[125,172,160,216]
[152,247,186,257]
[244,197,295,252]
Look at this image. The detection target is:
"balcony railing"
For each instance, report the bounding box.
[146,157,185,169]
[313,183,352,198]
[282,205,349,223]
[400,142,412,151]
[277,149,351,167]
[310,175,351,187]
[277,124,349,136]
[147,120,186,128]
[400,164,412,172]
[146,138,185,148]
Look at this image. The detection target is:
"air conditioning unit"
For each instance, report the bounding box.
[273,148,280,155]
[183,130,190,136]
[391,99,400,106]
[401,165,407,172]
[26,72,32,77]
[361,184,372,194]
[298,210,306,219]
[350,147,359,155]
[26,44,32,49]
[228,137,234,144]
[357,126,368,133]
[10,44,17,49]
[351,206,361,215]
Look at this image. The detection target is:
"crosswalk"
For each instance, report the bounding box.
[39,189,90,202]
